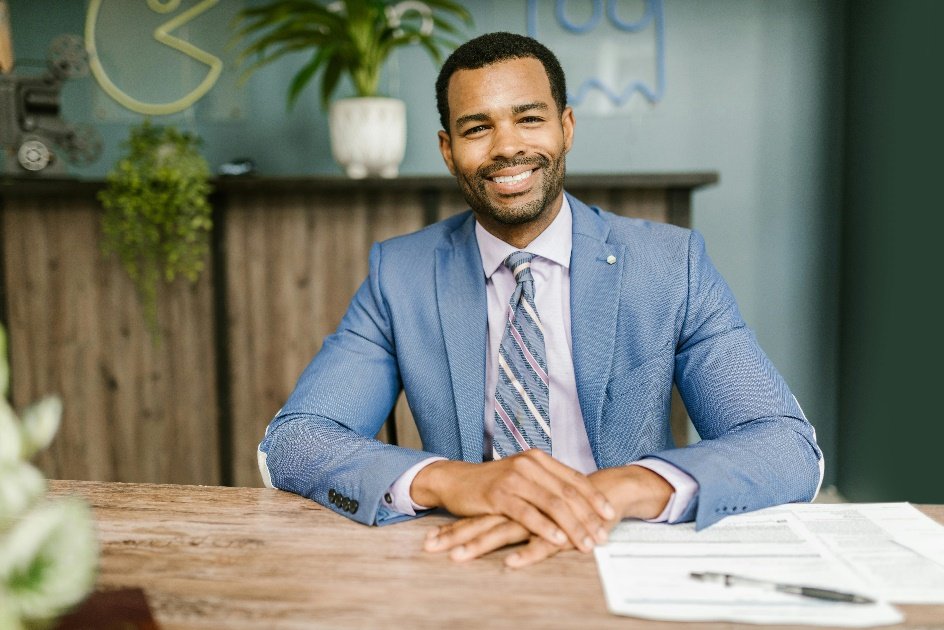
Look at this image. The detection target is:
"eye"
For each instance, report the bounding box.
[519,116,544,124]
[462,124,489,137]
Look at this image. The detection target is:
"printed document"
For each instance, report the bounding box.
[595,502,944,625]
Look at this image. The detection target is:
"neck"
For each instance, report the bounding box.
[476,193,564,249]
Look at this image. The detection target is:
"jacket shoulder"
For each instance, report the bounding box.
[597,207,692,248]
[377,210,472,254]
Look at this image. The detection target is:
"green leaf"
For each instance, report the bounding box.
[230,0,473,103]
[288,46,332,108]
[99,121,212,341]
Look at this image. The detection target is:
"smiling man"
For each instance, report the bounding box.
[258,32,824,568]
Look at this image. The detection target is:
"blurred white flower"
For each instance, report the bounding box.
[0,323,98,627]
[0,400,21,465]
[0,597,24,630]
[0,463,45,525]
[18,397,62,461]
[0,499,97,623]
[0,324,8,398]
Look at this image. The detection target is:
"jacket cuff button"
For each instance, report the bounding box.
[328,489,336,501]
[384,493,393,504]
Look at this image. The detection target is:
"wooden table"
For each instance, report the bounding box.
[48,481,944,630]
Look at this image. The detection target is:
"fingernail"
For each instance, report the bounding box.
[554,530,567,544]
[596,527,608,543]
[602,502,616,520]
[507,553,521,566]
[451,545,467,560]
[582,536,593,550]
[426,529,439,539]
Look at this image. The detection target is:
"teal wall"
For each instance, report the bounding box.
[6,1,845,488]
[839,1,944,503]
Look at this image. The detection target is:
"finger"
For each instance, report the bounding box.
[424,515,506,552]
[500,495,575,549]
[523,452,613,545]
[505,536,565,569]
[449,519,530,562]
[529,450,616,522]
[505,457,602,551]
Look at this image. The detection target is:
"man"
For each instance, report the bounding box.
[258,32,823,568]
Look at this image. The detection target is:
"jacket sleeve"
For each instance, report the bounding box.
[648,230,824,530]
[257,242,439,526]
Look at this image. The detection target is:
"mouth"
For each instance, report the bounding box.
[483,165,540,195]
[491,170,533,185]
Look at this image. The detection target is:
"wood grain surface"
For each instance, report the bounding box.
[46,481,944,630]
[2,196,220,485]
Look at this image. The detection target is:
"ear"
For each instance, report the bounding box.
[438,130,457,176]
[561,106,575,154]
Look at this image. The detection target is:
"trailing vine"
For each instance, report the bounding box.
[98,121,213,338]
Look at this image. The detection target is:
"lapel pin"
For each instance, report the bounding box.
[606,255,616,265]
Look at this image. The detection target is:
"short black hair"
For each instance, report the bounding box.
[435,32,567,132]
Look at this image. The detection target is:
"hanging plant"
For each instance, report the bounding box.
[98,120,213,338]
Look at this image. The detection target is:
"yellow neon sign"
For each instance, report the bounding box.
[85,0,222,115]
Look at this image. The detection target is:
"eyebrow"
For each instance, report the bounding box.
[453,102,550,130]
[454,112,489,130]
[512,101,549,115]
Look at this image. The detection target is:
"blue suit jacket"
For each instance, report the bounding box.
[259,194,823,530]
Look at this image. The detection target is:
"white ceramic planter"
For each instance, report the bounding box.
[328,97,406,179]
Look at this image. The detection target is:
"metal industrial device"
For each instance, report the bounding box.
[0,33,102,176]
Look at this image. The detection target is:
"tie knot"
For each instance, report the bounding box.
[504,251,535,284]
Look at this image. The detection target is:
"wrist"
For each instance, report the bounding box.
[410,459,465,508]
[590,465,673,521]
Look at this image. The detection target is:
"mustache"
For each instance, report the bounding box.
[478,156,549,179]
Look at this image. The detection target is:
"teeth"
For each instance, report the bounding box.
[493,170,532,184]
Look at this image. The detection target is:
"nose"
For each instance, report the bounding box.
[489,121,526,161]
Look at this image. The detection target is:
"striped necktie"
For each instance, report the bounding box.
[492,251,552,459]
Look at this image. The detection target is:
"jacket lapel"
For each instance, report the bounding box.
[568,194,623,466]
[435,213,487,462]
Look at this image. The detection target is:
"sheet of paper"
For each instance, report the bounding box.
[770,502,944,603]
[595,509,904,626]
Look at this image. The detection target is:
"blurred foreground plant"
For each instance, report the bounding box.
[0,325,97,630]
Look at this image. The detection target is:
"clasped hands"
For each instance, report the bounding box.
[410,450,673,568]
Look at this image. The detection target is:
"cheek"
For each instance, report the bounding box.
[452,146,485,175]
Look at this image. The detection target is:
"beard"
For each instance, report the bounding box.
[454,151,566,226]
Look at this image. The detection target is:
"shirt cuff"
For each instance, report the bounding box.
[630,458,699,523]
[382,457,447,516]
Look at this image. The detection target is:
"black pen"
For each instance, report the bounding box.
[690,572,876,604]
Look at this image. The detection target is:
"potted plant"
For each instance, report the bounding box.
[98,120,213,338]
[233,0,472,178]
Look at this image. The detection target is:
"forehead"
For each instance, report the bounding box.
[447,57,554,121]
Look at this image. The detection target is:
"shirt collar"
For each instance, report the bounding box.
[475,195,573,279]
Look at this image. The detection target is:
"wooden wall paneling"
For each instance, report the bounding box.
[4,198,103,480]
[156,256,219,483]
[667,188,693,228]
[226,188,427,486]
[2,194,219,484]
